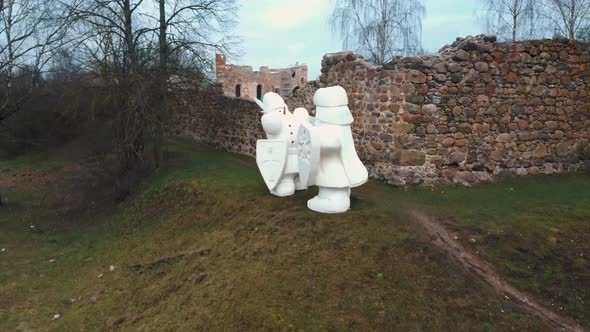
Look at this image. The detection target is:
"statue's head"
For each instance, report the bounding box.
[255,92,288,114]
[313,86,353,125]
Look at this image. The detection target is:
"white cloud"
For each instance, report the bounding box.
[256,0,332,30]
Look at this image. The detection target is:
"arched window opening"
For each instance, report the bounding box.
[301,78,304,84]
[291,72,296,78]
[256,84,262,99]
[235,84,241,97]
[275,88,280,94]
[292,86,300,95]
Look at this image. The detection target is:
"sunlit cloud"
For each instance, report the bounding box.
[257,0,332,30]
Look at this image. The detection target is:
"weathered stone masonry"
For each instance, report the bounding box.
[216,54,308,100]
[172,36,590,186]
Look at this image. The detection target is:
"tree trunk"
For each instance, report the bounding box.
[119,0,145,171]
[154,0,168,169]
[513,12,518,41]
[5,0,14,109]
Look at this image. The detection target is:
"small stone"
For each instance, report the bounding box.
[52,314,60,321]
[475,62,489,72]
[392,123,414,135]
[545,65,557,74]
[109,265,116,272]
[532,144,547,158]
[98,274,104,279]
[91,296,98,304]
[491,149,507,161]
[390,176,407,187]
[49,259,56,263]
[404,102,421,114]
[434,74,447,82]
[422,104,437,114]
[458,123,472,133]
[556,142,569,157]
[434,63,447,73]
[506,72,518,83]
[442,137,455,147]
[516,168,528,176]
[495,133,513,143]
[477,95,490,105]
[531,85,548,96]
[507,53,522,62]
[554,130,564,139]
[447,63,462,72]
[528,166,541,175]
[453,50,470,61]
[448,152,466,165]
[408,69,427,83]
[545,121,558,129]
[1,248,5,252]
[530,121,544,129]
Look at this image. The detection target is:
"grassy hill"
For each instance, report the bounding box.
[1,138,588,330]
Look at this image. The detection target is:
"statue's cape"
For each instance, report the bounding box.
[338,126,368,188]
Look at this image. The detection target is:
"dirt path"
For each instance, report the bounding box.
[411,210,586,332]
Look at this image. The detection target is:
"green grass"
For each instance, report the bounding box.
[0,138,588,330]
[383,176,590,325]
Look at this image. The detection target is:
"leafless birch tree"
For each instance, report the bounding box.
[330,0,426,65]
[542,0,590,39]
[482,0,540,41]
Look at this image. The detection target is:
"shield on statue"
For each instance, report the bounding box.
[256,139,287,191]
[297,122,321,187]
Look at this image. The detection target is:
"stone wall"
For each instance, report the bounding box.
[172,36,590,186]
[169,85,263,157]
[301,36,590,185]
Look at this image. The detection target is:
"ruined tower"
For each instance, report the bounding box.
[215,54,308,100]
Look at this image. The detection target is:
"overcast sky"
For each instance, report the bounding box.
[235,0,486,79]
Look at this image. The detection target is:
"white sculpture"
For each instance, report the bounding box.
[255,86,368,214]
[297,86,368,214]
[255,92,309,197]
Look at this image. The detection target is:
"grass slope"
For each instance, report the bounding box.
[0,138,588,330]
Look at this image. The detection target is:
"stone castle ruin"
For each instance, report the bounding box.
[172,36,590,187]
[215,54,308,100]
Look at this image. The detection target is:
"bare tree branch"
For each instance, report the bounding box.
[330,0,426,65]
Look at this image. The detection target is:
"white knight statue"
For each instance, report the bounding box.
[297,86,368,213]
[255,92,309,197]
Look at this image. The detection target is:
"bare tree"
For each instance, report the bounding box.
[153,0,238,167]
[0,0,73,129]
[542,0,590,39]
[62,0,237,194]
[482,0,540,41]
[330,0,426,65]
[577,24,590,40]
